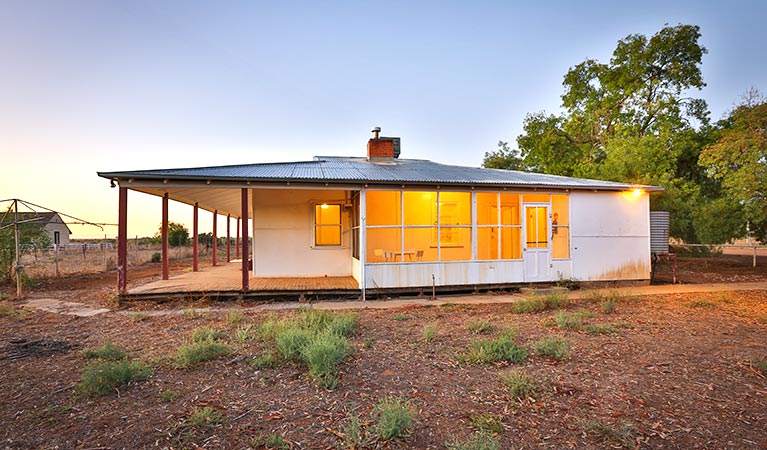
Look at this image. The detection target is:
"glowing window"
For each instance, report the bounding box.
[315,204,341,246]
[551,194,570,259]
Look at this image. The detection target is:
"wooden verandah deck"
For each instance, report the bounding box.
[126,261,361,301]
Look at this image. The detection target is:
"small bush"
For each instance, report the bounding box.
[174,341,231,368]
[235,324,258,343]
[78,359,152,397]
[276,328,314,361]
[160,389,177,402]
[445,430,501,450]
[151,252,161,263]
[226,310,244,325]
[464,336,529,365]
[423,323,437,343]
[252,433,289,449]
[363,338,375,349]
[600,300,616,314]
[466,320,494,335]
[392,313,409,321]
[500,369,540,401]
[373,397,414,441]
[469,413,504,433]
[302,331,352,388]
[188,406,224,428]
[582,324,618,335]
[687,300,716,309]
[533,336,571,360]
[749,358,767,376]
[249,352,279,370]
[342,411,364,449]
[582,420,637,448]
[82,341,127,361]
[553,310,592,330]
[130,312,148,322]
[183,308,202,319]
[512,291,569,313]
[190,326,220,343]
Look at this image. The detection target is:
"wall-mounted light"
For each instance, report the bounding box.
[320,204,329,209]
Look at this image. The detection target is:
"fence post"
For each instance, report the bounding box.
[54,244,60,278]
[754,246,757,268]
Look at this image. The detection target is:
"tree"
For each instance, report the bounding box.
[482,141,525,171]
[0,210,51,283]
[154,222,190,247]
[699,90,767,241]
[483,24,719,242]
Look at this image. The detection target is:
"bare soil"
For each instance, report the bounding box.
[0,255,766,449]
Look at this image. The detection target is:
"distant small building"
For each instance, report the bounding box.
[17,212,72,246]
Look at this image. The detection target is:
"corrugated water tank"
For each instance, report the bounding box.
[650,211,670,254]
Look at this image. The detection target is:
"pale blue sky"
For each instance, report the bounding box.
[1,0,765,238]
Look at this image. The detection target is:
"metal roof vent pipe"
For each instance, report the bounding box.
[367,127,401,160]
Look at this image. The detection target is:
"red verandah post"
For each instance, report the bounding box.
[162,193,169,280]
[226,214,231,263]
[236,217,240,259]
[117,187,128,294]
[193,202,199,272]
[212,210,218,266]
[241,188,249,291]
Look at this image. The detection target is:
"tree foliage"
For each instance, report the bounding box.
[154,222,189,247]
[699,90,767,241]
[482,24,742,242]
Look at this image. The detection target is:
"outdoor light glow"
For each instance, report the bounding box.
[633,188,643,197]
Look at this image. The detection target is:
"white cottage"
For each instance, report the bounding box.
[99,129,660,298]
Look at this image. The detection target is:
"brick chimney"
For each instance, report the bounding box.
[367,127,401,159]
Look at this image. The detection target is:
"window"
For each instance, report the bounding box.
[314,204,341,246]
[54,231,60,245]
[551,194,570,259]
[476,192,521,260]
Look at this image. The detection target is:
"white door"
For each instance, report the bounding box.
[523,204,551,282]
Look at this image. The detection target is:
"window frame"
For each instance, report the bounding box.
[313,203,343,248]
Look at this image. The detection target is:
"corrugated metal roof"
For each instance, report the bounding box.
[98,156,663,191]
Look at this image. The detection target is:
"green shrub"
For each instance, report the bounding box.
[500,369,540,401]
[445,430,501,450]
[392,313,409,321]
[373,397,414,441]
[235,324,258,343]
[226,310,244,325]
[342,411,364,449]
[188,406,224,428]
[599,299,616,314]
[82,341,127,361]
[553,310,592,330]
[299,308,358,336]
[160,389,177,402]
[750,358,767,376]
[174,341,231,368]
[512,291,569,313]
[464,336,529,365]
[190,326,220,343]
[276,328,314,361]
[130,312,148,322]
[582,420,637,448]
[252,433,289,449]
[466,320,494,335]
[249,352,279,370]
[582,324,618,335]
[151,252,161,263]
[78,359,152,397]
[469,413,503,433]
[423,323,437,343]
[302,331,352,388]
[533,336,571,360]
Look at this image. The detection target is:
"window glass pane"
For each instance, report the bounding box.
[316,225,341,246]
[439,192,471,225]
[501,227,522,259]
[440,228,472,261]
[525,206,548,248]
[404,228,437,262]
[500,194,521,225]
[404,191,436,226]
[477,226,498,260]
[523,193,550,203]
[315,204,341,246]
[366,227,401,262]
[476,193,498,225]
[551,194,569,226]
[367,191,401,226]
[552,226,570,259]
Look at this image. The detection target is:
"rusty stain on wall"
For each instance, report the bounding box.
[591,258,650,281]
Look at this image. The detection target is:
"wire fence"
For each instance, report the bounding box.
[668,243,767,267]
[18,242,217,279]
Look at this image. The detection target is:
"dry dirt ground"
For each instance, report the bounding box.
[0,256,766,449]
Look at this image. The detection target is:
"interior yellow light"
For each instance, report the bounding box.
[320,204,329,209]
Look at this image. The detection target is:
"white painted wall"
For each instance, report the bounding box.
[570,191,651,281]
[365,260,525,288]
[251,189,352,277]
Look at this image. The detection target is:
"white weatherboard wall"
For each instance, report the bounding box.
[570,191,651,281]
[251,189,352,277]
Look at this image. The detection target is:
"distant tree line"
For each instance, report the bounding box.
[483,24,766,244]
